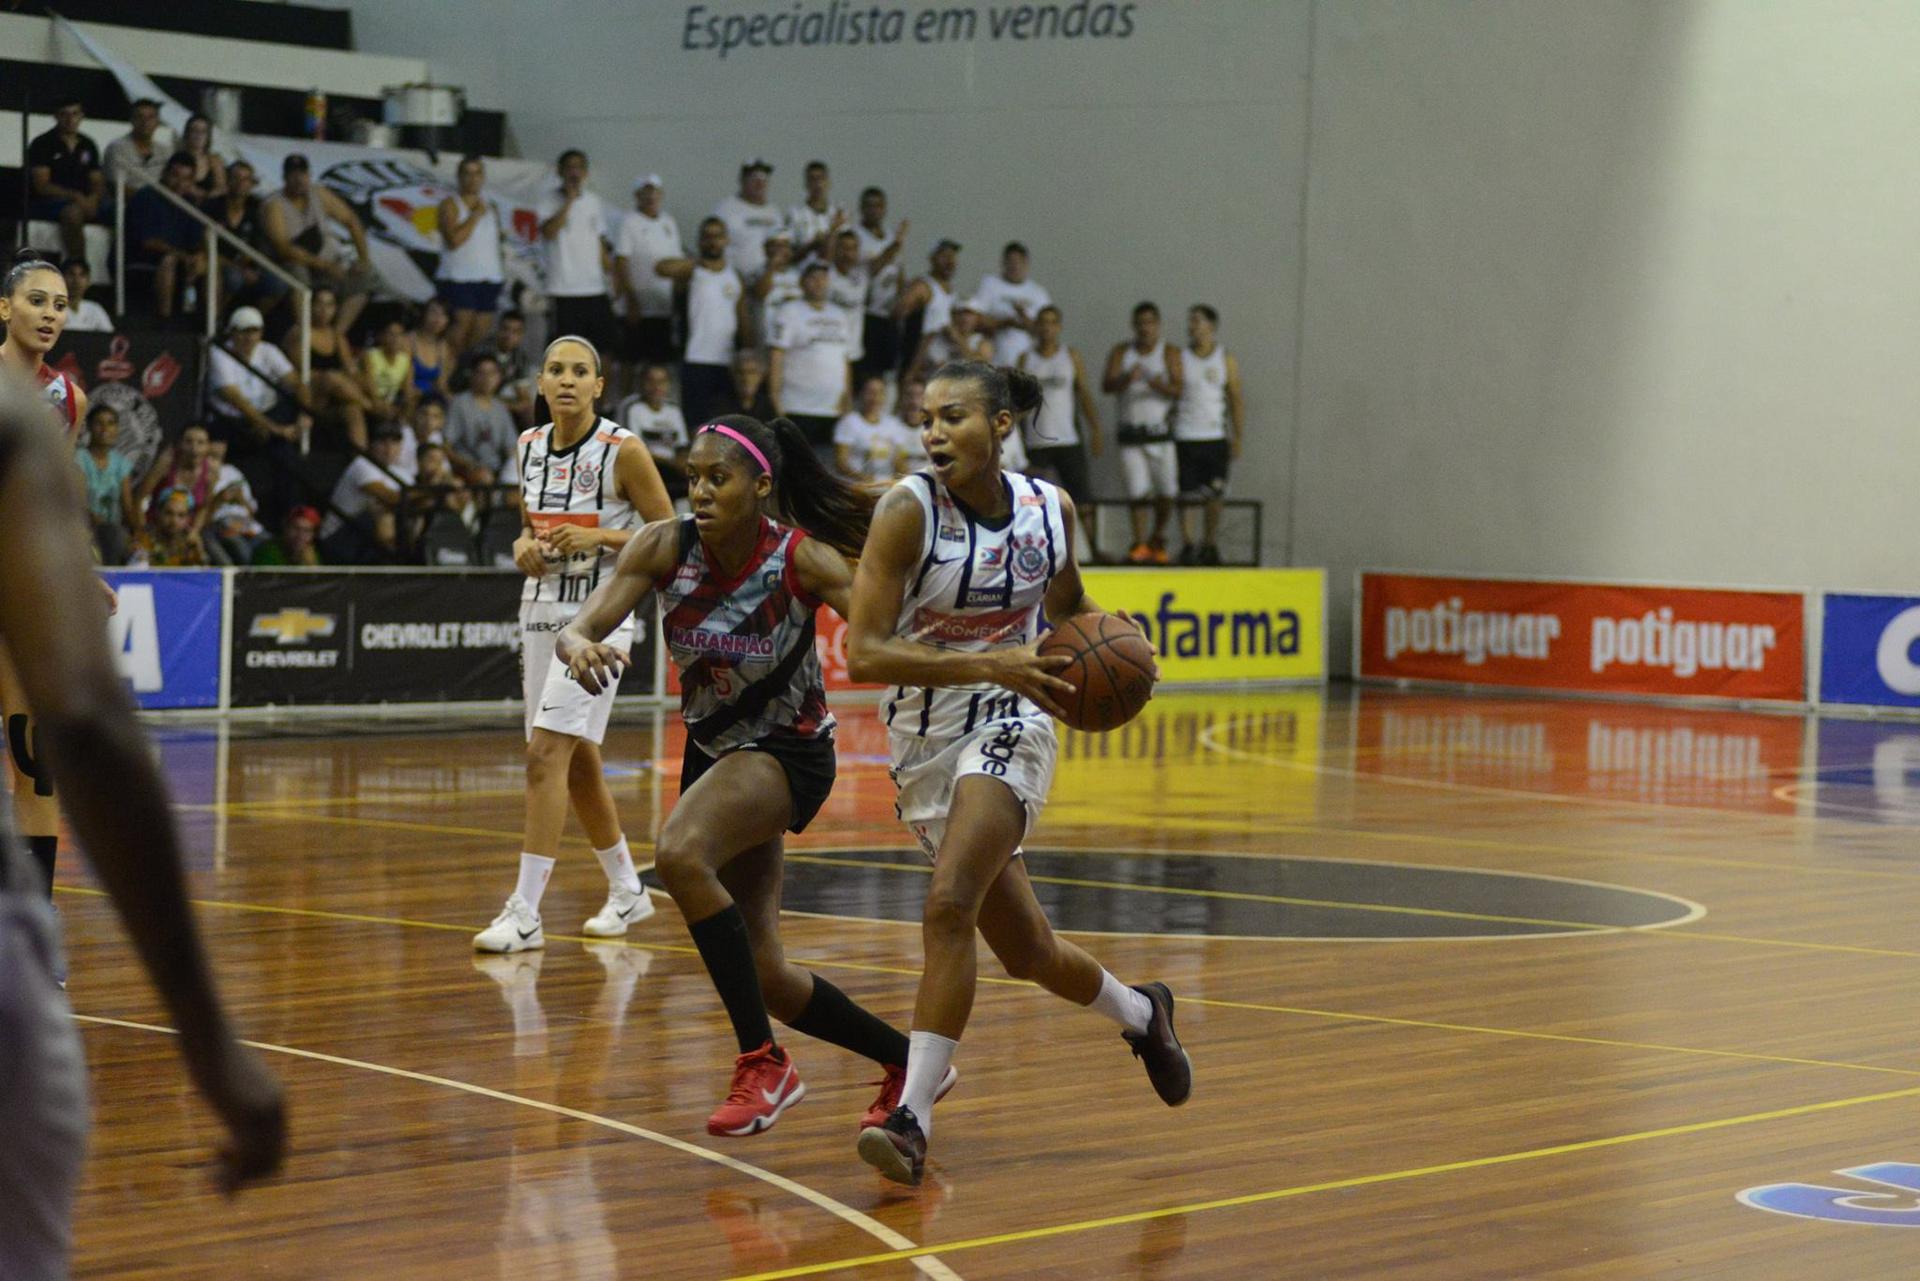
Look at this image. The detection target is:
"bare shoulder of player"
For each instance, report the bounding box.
[619,514,684,577]
[864,482,928,568]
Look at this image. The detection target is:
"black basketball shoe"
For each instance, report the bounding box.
[857,1105,927,1186]
[1122,981,1193,1106]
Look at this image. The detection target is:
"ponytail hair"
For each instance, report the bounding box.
[928,358,1045,424]
[694,413,878,559]
[4,247,61,298]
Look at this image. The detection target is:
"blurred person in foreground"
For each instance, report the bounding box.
[0,373,285,1279]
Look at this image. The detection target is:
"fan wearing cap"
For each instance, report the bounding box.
[252,504,322,566]
[894,238,961,379]
[613,172,683,378]
[554,412,934,1140]
[207,305,311,521]
[712,159,785,282]
[910,292,991,381]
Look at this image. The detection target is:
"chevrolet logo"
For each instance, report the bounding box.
[250,608,338,645]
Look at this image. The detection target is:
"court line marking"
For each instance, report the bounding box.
[710,1082,1920,1281]
[71,1013,964,1281]
[52,888,1920,1081]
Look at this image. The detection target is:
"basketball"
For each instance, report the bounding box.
[1039,612,1157,731]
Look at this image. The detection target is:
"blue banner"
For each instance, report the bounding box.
[1820,593,1920,710]
[102,570,224,710]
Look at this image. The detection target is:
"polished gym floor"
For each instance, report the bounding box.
[58,686,1920,1278]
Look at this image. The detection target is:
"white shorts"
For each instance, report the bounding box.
[521,601,635,744]
[889,714,1058,861]
[1120,440,1177,500]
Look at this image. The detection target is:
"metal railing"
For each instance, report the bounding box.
[113,169,312,405]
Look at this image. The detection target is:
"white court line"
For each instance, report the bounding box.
[74,1014,961,1281]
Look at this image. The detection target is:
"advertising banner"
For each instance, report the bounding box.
[1819,593,1920,710]
[230,570,663,707]
[51,329,203,478]
[1811,717,1920,824]
[102,569,224,710]
[1358,572,1807,702]
[1083,568,1326,684]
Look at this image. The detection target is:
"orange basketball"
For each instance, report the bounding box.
[1038,612,1156,731]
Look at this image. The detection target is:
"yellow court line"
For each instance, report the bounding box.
[52,888,1919,1081]
[715,1082,1920,1281]
[781,853,1668,934]
[71,1014,964,1281]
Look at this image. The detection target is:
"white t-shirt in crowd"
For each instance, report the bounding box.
[614,209,682,318]
[786,201,844,253]
[827,266,868,361]
[974,273,1052,364]
[892,416,928,469]
[833,411,908,481]
[685,263,744,366]
[321,455,415,538]
[537,188,611,298]
[209,341,294,417]
[760,266,803,314]
[713,193,785,281]
[853,223,902,316]
[770,299,855,417]
[623,398,688,464]
[65,299,114,332]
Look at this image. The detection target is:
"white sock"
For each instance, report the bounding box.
[1090,970,1153,1035]
[901,1030,958,1137]
[593,837,642,894]
[515,853,555,913]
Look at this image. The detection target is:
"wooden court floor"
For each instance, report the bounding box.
[55,685,1920,1278]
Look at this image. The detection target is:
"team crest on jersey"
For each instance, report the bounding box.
[572,462,600,495]
[1010,533,1050,582]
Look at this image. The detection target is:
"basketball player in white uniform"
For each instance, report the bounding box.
[1102,302,1184,564]
[1017,304,1105,555]
[1173,304,1244,565]
[474,336,674,953]
[845,358,1191,1185]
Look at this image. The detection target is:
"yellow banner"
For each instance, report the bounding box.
[1081,568,1326,683]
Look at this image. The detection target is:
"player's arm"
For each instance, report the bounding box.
[846,485,1074,717]
[0,385,285,1193]
[1224,352,1244,459]
[555,517,678,692]
[1070,349,1104,456]
[1043,491,1101,622]
[793,533,855,620]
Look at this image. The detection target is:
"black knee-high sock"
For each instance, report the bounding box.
[26,835,56,901]
[788,973,911,1068]
[687,904,775,1055]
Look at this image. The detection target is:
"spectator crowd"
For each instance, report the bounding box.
[26,97,1246,568]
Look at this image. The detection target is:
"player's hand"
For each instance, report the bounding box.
[979,640,1075,721]
[544,524,599,556]
[567,641,631,695]
[97,575,118,616]
[512,534,548,578]
[183,1036,287,1195]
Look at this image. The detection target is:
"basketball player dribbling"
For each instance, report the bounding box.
[845,359,1192,1185]
[556,413,948,1136]
[473,336,674,953]
[0,372,284,1279]
[0,249,89,910]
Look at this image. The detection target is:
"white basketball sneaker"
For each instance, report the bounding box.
[473,893,544,953]
[582,882,656,937]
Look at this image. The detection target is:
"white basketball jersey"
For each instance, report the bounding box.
[517,417,639,609]
[885,470,1068,741]
[1175,345,1229,442]
[1022,346,1078,448]
[1117,343,1175,440]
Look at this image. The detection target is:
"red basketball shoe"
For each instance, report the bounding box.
[707,1042,806,1136]
[860,1063,959,1131]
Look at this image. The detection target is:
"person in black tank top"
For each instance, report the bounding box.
[557,412,939,1138]
[0,376,284,1277]
[844,359,1192,1186]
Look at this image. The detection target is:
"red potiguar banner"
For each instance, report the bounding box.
[1358,573,1807,702]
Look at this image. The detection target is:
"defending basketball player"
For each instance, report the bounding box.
[0,372,284,1278]
[555,413,948,1137]
[472,336,674,953]
[845,360,1192,1185]
[0,249,90,908]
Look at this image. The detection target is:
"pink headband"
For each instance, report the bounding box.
[698,422,771,475]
